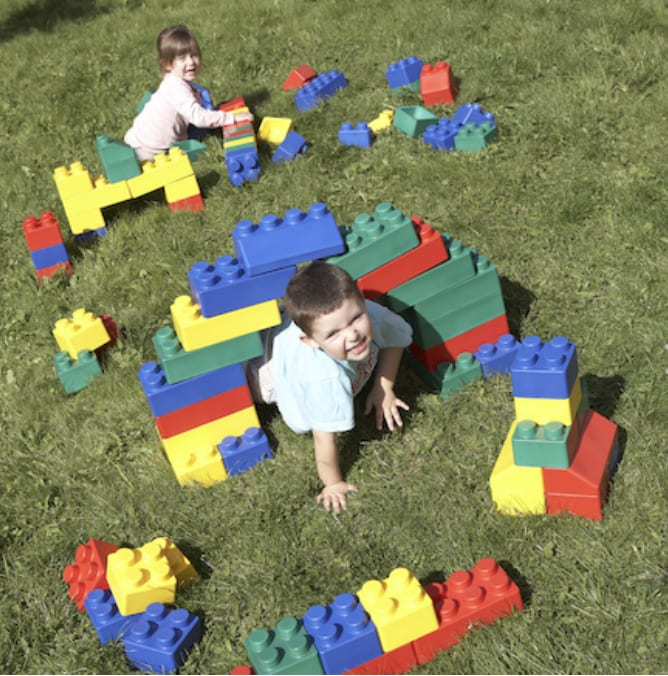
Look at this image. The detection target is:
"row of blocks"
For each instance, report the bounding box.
[238,559,523,675]
[62,537,201,673]
[385,56,458,106]
[22,210,72,281]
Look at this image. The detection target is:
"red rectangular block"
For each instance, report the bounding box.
[62,539,119,610]
[409,313,510,371]
[343,641,416,675]
[168,194,204,213]
[154,383,253,438]
[23,210,65,250]
[357,216,449,301]
[36,261,73,281]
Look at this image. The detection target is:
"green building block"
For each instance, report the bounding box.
[327,202,419,279]
[512,419,579,469]
[403,350,444,391]
[393,105,439,137]
[152,327,263,384]
[170,139,208,163]
[136,89,153,113]
[54,349,102,394]
[95,134,141,183]
[454,122,499,153]
[244,616,324,675]
[439,352,483,400]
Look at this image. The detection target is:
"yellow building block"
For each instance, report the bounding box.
[52,308,111,359]
[168,444,228,487]
[170,296,281,351]
[489,419,546,515]
[126,148,194,198]
[369,109,395,135]
[62,205,106,235]
[154,537,200,587]
[223,135,257,151]
[160,405,260,458]
[164,174,201,203]
[514,377,583,426]
[53,162,94,200]
[356,567,438,652]
[106,539,177,615]
[258,117,293,145]
[62,175,132,215]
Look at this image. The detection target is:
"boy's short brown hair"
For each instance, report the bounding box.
[284,261,364,336]
[157,25,201,75]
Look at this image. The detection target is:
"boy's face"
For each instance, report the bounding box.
[300,296,373,362]
[167,52,201,81]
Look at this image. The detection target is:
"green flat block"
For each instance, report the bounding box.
[382,236,478,313]
[454,122,499,153]
[55,350,102,394]
[153,327,263,384]
[393,105,439,137]
[327,202,419,279]
[439,352,483,400]
[95,134,141,183]
[170,139,208,163]
[512,419,578,469]
[136,89,153,113]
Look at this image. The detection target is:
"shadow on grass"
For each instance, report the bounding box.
[499,275,536,338]
[0,0,109,41]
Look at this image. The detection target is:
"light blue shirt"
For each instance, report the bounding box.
[272,300,413,434]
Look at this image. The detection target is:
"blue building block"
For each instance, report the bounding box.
[294,70,348,112]
[510,336,579,399]
[272,130,308,164]
[122,603,202,674]
[451,102,495,128]
[218,427,273,476]
[188,81,216,141]
[232,202,345,277]
[474,333,521,378]
[338,122,374,148]
[423,118,458,151]
[137,361,247,418]
[30,242,69,269]
[302,593,383,675]
[188,255,296,317]
[84,589,140,645]
[225,149,261,187]
[385,56,424,89]
[74,227,107,244]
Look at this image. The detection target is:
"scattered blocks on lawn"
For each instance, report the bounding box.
[338,122,374,147]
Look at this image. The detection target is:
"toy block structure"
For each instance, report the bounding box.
[283,64,317,90]
[385,56,424,94]
[220,97,261,187]
[95,134,141,183]
[423,118,459,152]
[22,211,72,281]
[84,589,140,645]
[490,337,621,519]
[294,69,348,112]
[244,559,523,675]
[54,349,103,394]
[420,60,458,105]
[421,104,498,153]
[272,130,308,164]
[338,122,374,148]
[474,333,521,378]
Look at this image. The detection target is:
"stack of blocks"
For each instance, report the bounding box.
[62,537,202,673]
[138,202,346,487]
[220,97,261,187]
[22,210,72,281]
[53,138,203,238]
[239,559,523,675]
[257,116,308,165]
[489,336,621,519]
[294,69,348,112]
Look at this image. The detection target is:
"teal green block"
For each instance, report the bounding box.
[393,105,439,137]
[454,122,499,153]
[136,89,153,113]
[404,350,444,391]
[244,616,324,675]
[153,327,263,384]
[95,134,141,183]
[54,350,102,394]
[170,139,208,163]
[439,352,483,400]
[382,236,478,313]
[512,420,578,468]
[327,202,419,279]
[390,81,422,95]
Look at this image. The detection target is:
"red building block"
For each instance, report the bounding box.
[168,194,204,213]
[62,539,119,610]
[282,64,317,90]
[23,210,65,250]
[409,313,510,371]
[543,410,618,520]
[36,261,73,281]
[343,641,417,675]
[420,61,458,105]
[154,383,254,438]
[412,558,523,665]
[229,668,255,675]
[357,216,449,301]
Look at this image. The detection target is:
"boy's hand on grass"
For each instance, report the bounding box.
[316,481,358,514]
[364,383,409,431]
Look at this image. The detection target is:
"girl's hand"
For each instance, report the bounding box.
[316,481,358,514]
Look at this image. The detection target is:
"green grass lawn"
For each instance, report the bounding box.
[1,0,666,673]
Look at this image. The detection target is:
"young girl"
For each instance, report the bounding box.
[124,25,253,161]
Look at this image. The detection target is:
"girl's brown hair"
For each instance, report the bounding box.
[157,25,201,75]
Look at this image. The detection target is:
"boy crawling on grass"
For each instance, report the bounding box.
[245,261,413,513]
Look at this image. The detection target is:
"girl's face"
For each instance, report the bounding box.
[167,51,201,80]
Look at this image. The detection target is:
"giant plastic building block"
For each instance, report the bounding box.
[60,174,132,217]
[168,193,204,213]
[126,148,194,199]
[272,130,308,163]
[95,134,141,183]
[232,203,344,277]
[356,216,448,301]
[294,70,348,112]
[393,106,439,138]
[84,589,140,645]
[302,593,383,675]
[53,308,111,360]
[164,174,201,203]
[245,616,324,675]
[338,122,374,148]
[385,56,423,92]
[283,64,317,90]
[356,567,438,652]
[474,333,521,378]
[218,427,274,477]
[226,152,262,186]
[54,349,103,394]
[420,61,458,105]
[510,336,579,399]
[512,419,580,469]
[454,121,498,153]
[423,118,458,152]
[368,109,395,135]
[343,642,416,675]
[62,539,119,611]
[123,602,202,674]
[169,444,228,487]
[170,296,281,351]
[188,256,296,317]
[36,261,73,281]
[53,161,94,200]
[23,210,65,250]
[30,242,70,270]
[439,352,483,401]
[258,117,293,145]
[327,203,419,280]
[152,326,263,384]
[137,361,247,418]
[514,376,584,426]
[156,537,199,588]
[451,103,495,128]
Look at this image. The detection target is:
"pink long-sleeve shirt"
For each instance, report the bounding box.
[124,73,233,160]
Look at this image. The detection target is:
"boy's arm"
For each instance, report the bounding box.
[312,428,358,513]
[364,346,409,430]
